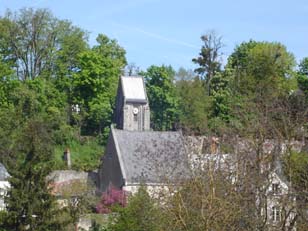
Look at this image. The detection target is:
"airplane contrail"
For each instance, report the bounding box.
[112,22,199,49]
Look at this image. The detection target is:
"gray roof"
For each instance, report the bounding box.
[0,163,9,181]
[121,76,147,103]
[112,128,191,184]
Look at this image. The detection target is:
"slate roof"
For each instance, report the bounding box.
[121,76,147,103]
[0,163,9,181]
[112,128,191,184]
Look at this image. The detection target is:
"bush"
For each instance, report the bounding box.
[96,186,127,214]
[107,187,162,231]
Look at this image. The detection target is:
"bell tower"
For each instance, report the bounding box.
[114,76,150,131]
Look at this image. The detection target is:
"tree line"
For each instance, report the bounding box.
[0,7,308,230]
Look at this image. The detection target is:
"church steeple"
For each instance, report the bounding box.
[114,76,150,131]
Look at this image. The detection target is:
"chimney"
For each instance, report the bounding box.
[64,148,71,169]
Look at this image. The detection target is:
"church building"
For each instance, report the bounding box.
[98,76,190,193]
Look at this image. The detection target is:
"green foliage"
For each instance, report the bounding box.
[0,8,124,171]
[297,57,308,99]
[227,40,296,99]
[89,214,109,231]
[176,69,210,134]
[0,54,16,106]
[283,151,308,191]
[142,65,179,131]
[1,7,308,229]
[2,119,68,231]
[283,151,308,229]
[297,74,308,96]
[0,8,88,81]
[54,137,103,171]
[72,34,126,136]
[108,187,162,231]
[210,71,232,121]
[176,67,232,135]
[298,57,308,76]
[225,40,298,137]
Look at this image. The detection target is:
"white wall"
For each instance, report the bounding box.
[0,181,10,210]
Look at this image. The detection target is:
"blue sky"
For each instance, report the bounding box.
[1,0,308,71]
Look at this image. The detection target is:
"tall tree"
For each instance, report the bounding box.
[142,65,179,131]
[3,119,67,231]
[176,68,210,134]
[297,57,308,98]
[226,40,297,135]
[227,40,296,100]
[0,8,88,80]
[72,34,126,136]
[192,31,223,95]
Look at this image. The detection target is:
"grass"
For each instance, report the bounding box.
[54,137,104,171]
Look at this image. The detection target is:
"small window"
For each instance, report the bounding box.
[272,183,279,194]
[134,113,138,122]
[272,206,281,222]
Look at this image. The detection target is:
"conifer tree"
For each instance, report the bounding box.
[2,119,67,231]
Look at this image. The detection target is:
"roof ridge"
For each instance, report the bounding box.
[114,128,181,134]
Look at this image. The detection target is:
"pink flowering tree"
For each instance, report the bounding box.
[96,186,128,214]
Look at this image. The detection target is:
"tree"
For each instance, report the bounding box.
[176,67,232,135]
[108,187,162,231]
[207,69,233,133]
[298,57,308,76]
[0,54,17,106]
[142,65,179,131]
[0,76,68,167]
[0,8,88,80]
[176,68,210,134]
[297,57,308,99]
[283,151,308,230]
[72,34,126,136]
[225,40,298,138]
[227,40,296,100]
[161,164,255,231]
[2,119,67,231]
[192,31,223,95]
[227,78,308,230]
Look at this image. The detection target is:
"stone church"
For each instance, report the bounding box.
[98,76,190,193]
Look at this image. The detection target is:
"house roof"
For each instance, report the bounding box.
[112,127,191,184]
[121,76,147,103]
[0,163,9,181]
